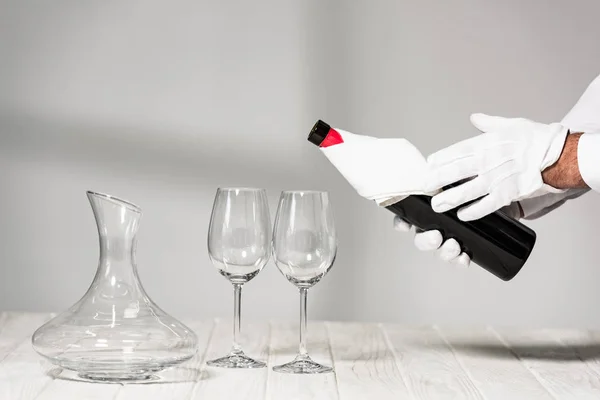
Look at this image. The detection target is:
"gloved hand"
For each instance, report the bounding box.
[393,216,471,267]
[393,202,521,267]
[425,114,569,221]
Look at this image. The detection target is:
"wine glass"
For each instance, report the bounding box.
[272,190,337,374]
[207,188,271,368]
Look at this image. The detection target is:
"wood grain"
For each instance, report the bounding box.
[3,313,600,400]
[34,378,121,400]
[327,322,411,400]
[265,321,339,400]
[192,318,270,400]
[546,328,600,377]
[437,326,554,400]
[0,312,56,400]
[492,327,600,399]
[382,325,483,400]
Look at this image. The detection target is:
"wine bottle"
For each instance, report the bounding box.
[308,120,536,281]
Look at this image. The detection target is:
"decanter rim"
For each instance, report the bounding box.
[87,191,142,213]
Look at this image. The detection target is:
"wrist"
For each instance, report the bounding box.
[542,132,587,189]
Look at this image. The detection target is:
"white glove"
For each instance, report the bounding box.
[393,216,471,267]
[393,203,521,267]
[425,114,569,221]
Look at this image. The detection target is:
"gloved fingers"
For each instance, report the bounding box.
[425,157,480,193]
[430,177,488,213]
[413,230,443,251]
[437,238,462,261]
[470,113,516,133]
[393,216,412,232]
[452,252,471,268]
[456,194,505,221]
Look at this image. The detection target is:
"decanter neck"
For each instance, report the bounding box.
[96,234,139,286]
[98,234,137,264]
[87,191,142,270]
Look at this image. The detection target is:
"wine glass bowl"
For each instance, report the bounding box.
[273,228,336,288]
[210,225,269,284]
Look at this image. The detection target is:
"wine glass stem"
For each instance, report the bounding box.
[299,287,308,358]
[232,283,243,354]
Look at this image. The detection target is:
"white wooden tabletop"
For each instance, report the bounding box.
[1,312,599,399]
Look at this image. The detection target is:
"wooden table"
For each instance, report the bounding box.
[1,312,600,399]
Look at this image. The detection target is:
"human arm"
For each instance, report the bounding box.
[541,132,586,189]
[426,71,600,220]
[396,73,600,266]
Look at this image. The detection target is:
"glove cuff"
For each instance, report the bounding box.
[541,124,569,170]
[519,188,587,219]
[501,202,522,219]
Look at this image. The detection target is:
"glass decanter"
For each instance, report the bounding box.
[32,191,198,382]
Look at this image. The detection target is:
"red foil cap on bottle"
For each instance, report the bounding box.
[308,120,344,148]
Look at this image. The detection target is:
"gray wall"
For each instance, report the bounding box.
[1,0,599,328]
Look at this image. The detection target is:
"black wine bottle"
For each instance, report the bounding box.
[308,120,536,281]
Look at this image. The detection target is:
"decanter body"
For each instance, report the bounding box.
[32,191,198,381]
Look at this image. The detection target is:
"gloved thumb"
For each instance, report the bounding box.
[470,113,514,133]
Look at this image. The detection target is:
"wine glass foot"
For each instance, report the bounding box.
[273,355,333,374]
[206,352,266,369]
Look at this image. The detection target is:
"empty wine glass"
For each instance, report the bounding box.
[272,190,337,374]
[207,188,271,368]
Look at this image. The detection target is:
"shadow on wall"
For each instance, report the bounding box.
[0,110,321,190]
